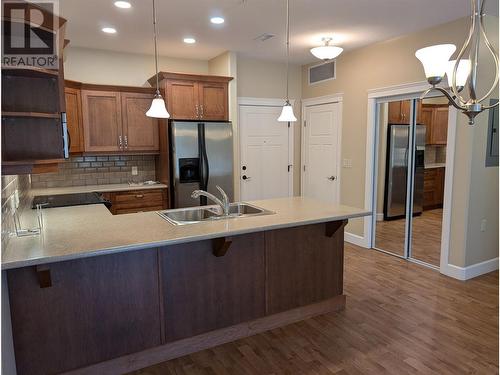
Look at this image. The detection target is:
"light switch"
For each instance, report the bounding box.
[131,166,138,176]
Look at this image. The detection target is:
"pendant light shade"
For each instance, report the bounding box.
[415,44,456,85]
[445,59,471,88]
[278,0,297,123]
[278,101,297,122]
[310,38,343,60]
[146,0,170,119]
[146,93,170,118]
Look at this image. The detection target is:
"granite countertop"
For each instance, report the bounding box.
[1,197,370,270]
[425,163,446,169]
[30,183,168,197]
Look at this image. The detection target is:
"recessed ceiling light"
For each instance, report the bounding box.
[102,27,117,34]
[114,1,131,8]
[183,37,196,44]
[210,17,225,24]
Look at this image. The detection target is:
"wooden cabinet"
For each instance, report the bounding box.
[151,72,233,121]
[166,79,199,120]
[419,104,449,145]
[388,100,411,124]
[1,3,67,175]
[64,86,84,153]
[80,87,159,153]
[7,249,162,375]
[424,167,445,210]
[102,188,168,214]
[121,92,160,151]
[265,222,345,314]
[81,90,122,152]
[160,232,266,342]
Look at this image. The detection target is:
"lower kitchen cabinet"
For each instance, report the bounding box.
[7,249,162,375]
[160,232,266,342]
[265,222,345,314]
[424,167,445,210]
[102,188,169,214]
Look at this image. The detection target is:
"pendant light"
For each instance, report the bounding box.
[146,0,170,118]
[278,0,297,122]
[310,37,343,61]
[416,0,498,125]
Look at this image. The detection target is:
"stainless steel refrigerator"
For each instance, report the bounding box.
[384,124,425,220]
[170,121,234,208]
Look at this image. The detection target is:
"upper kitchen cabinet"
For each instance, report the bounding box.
[1,4,68,175]
[76,83,159,154]
[419,104,449,145]
[121,92,160,151]
[149,72,233,121]
[64,83,84,153]
[388,100,422,124]
[81,90,123,152]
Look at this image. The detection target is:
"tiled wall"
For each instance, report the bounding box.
[31,155,156,189]
[425,145,447,165]
[1,175,31,247]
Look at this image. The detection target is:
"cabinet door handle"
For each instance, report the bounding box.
[124,135,128,149]
[200,104,204,118]
[135,194,144,199]
[118,135,123,150]
[195,104,200,119]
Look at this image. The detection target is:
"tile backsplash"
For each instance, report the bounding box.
[425,145,447,165]
[1,175,31,247]
[30,155,156,189]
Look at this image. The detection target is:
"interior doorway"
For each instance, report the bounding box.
[239,101,293,201]
[372,96,450,268]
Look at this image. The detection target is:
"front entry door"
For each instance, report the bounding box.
[239,105,291,201]
[302,102,341,204]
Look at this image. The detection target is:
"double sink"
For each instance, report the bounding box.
[158,202,274,225]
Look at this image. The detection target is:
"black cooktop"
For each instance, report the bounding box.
[32,192,110,209]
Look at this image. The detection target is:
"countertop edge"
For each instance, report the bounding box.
[1,210,369,270]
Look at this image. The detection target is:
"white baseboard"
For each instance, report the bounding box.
[441,257,499,280]
[345,232,369,248]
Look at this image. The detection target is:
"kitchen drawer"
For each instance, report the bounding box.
[115,205,165,215]
[114,190,164,204]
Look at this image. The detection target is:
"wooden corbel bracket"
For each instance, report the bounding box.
[325,219,348,238]
[212,237,233,257]
[35,265,52,288]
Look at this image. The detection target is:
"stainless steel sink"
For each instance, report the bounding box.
[157,202,274,225]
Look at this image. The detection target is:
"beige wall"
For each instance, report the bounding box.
[237,56,302,195]
[64,46,209,86]
[302,16,499,268]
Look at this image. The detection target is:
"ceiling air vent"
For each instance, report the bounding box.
[254,33,275,42]
[308,61,336,85]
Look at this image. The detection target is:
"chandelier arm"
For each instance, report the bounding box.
[451,0,476,105]
[422,86,467,111]
[476,13,499,104]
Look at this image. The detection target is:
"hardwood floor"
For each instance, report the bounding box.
[130,243,499,375]
[374,209,443,266]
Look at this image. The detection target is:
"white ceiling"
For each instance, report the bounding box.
[58,0,495,65]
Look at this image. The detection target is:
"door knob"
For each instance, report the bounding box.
[327,176,336,181]
[242,175,251,180]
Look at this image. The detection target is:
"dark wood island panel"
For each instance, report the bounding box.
[7,221,347,375]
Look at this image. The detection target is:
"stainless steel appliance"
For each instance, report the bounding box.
[384,124,426,220]
[170,121,233,208]
[32,192,111,209]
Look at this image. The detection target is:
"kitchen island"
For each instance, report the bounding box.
[2,197,369,375]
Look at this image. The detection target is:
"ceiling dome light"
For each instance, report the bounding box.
[310,38,343,61]
[183,37,196,44]
[114,1,131,9]
[102,27,117,34]
[210,17,225,24]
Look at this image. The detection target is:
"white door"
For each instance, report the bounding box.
[239,105,291,201]
[302,102,341,204]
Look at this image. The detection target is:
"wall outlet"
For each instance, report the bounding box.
[343,159,353,168]
[480,219,487,232]
[131,166,138,176]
